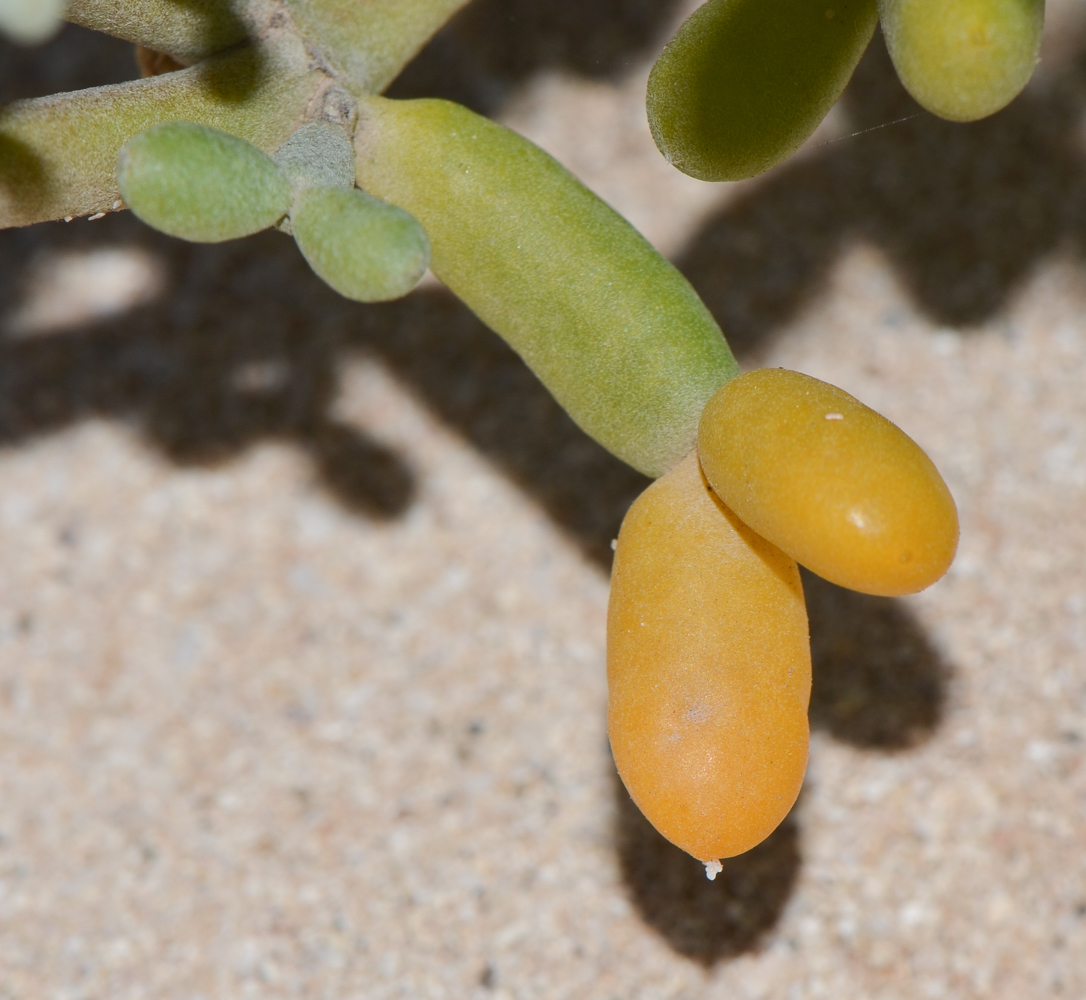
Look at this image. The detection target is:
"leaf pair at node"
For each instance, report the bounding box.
[648,0,1044,183]
[117,121,431,303]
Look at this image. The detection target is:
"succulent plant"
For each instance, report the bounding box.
[1,0,967,869]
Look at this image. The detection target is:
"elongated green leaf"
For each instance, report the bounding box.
[648,0,877,181]
[291,186,430,301]
[119,123,291,242]
[355,97,738,478]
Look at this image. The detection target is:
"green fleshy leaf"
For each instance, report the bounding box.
[0,46,323,230]
[280,0,471,93]
[291,186,430,302]
[118,122,292,242]
[647,0,877,182]
[355,97,738,478]
[64,0,247,64]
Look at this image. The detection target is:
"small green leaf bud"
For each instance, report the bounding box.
[118,122,292,243]
[290,186,430,303]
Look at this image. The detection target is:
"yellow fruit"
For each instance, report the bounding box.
[698,368,959,597]
[607,451,811,862]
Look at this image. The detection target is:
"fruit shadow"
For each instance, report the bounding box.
[614,777,802,966]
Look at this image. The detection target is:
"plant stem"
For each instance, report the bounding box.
[4,0,473,228]
[0,44,322,228]
[281,0,473,93]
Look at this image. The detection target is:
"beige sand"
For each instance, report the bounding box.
[0,4,1084,997]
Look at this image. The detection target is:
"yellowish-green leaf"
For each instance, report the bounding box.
[355,96,738,477]
[65,0,246,63]
[879,0,1043,121]
[281,0,472,93]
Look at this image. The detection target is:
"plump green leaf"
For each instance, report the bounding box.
[355,97,738,478]
[291,186,430,302]
[647,0,878,182]
[879,0,1043,122]
[118,122,292,242]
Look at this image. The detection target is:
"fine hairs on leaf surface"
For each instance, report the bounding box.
[118,122,293,242]
[272,119,357,193]
[272,119,432,302]
[118,118,431,301]
[0,0,965,871]
[65,0,247,64]
[290,186,431,302]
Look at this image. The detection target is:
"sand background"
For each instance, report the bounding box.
[1,2,1085,997]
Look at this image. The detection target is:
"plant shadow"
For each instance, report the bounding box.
[614,774,802,966]
[389,0,688,113]
[677,35,1086,362]
[0,216,417,518]
[805,570,949,750]
[0,10,1011,972]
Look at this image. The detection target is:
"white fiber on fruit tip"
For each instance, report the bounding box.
[703,859,723,880]
[825,412,844,420]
